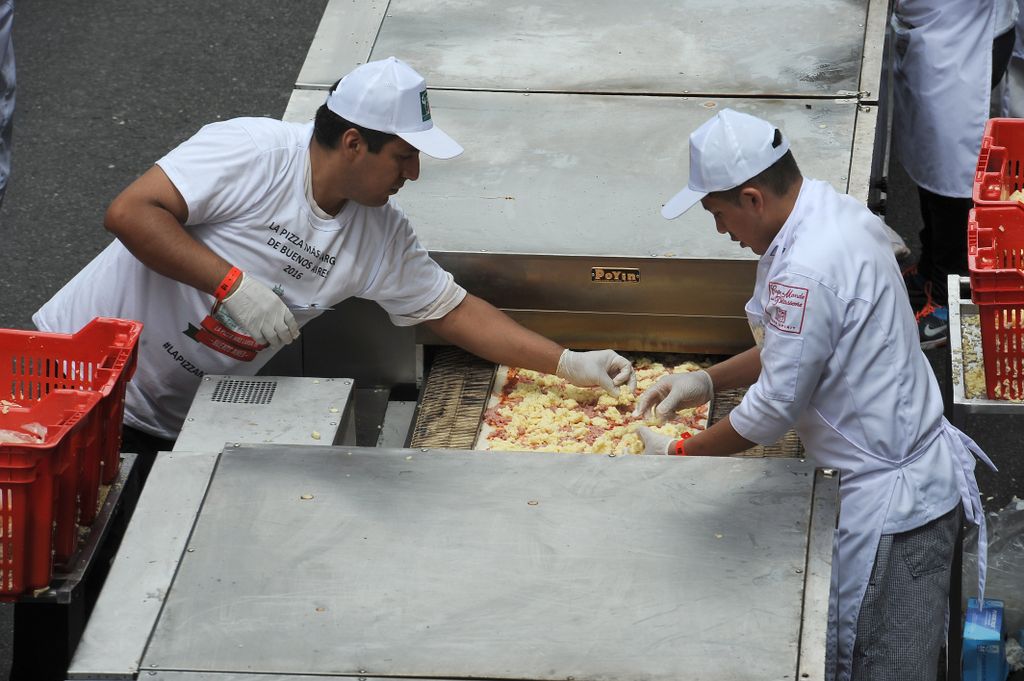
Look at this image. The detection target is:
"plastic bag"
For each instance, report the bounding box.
[1007,637,1024,672]
[0,422,47,444]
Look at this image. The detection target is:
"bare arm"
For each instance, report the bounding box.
[684,414,756,456]
[104,165,233,295]
[423,293,563,374]
[706,346,761,391]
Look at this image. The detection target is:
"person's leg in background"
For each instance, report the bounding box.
[0,0,14,212]
[914,190,973,348]
[912,27,1017,347]
[994,25,1019,91]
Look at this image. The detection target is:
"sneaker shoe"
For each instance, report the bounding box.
[916,299,949,350]
[902,263,930,310]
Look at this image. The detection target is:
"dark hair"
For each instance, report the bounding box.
[312,78,398,153]
[710,131,802,204]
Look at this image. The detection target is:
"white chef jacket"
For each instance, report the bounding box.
[730,179,995,681]
[891,0,997,197]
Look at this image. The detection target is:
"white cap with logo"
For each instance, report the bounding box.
[326,56,463,160]
[661,108,790,219]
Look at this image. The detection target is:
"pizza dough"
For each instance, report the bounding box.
[477,357,711,454]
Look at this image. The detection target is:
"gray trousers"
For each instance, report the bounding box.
[851,506,960,681]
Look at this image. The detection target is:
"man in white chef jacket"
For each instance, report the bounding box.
[632,109,995,681]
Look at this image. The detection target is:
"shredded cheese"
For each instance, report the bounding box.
[481,357,711,454]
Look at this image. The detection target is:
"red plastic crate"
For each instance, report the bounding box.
[967,206,1024,400]
[0,318,142,524]
[0,390,102,597]
[50,404,101,566]
[974,118,1024,206]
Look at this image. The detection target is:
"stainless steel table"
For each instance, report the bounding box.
[297,0,889,100]
[174,375,357,452]
[69,446,837,681]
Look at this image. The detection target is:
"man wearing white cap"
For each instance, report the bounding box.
[32,57,634,468]
[631,108,994,681]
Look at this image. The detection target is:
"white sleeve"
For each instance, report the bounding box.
[730,272,840,445]
[359,208,461,326]
[388,273,467,326]
[155,120,274,227]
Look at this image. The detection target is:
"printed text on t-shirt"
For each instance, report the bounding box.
[266,222,336,280]
[766,281,808,334]
[162,341,206,377]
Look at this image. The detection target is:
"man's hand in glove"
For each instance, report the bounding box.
[221,272,300,347]
[632,425,675,455]
[555,349,637,394]
[632,370,713,421]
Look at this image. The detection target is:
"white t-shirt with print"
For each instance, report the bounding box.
[34,118,460,439]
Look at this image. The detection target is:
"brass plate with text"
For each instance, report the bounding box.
[591,267,640,283]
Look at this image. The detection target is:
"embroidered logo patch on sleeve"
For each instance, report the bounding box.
[766,281,808,334]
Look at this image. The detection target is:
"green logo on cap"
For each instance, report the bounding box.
[420,90,431,122]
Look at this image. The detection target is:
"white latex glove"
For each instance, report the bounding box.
[632,369,714,421]
[555,349,637,394]
[220,272,300,347]
[633,425,674,455]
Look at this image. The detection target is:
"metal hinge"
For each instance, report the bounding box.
[836,89,872,99]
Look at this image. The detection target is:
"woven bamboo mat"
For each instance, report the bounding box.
[709,387,804,458]
[409,347,494,449]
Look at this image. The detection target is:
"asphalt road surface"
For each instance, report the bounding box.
[0,1,1020,678]
[0,1,328,678]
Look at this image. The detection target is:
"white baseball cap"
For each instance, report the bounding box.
[326,57,463,160]
[661,108,790,219]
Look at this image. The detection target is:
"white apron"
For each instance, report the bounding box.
[891,0,996,197]
[808,415,995,681]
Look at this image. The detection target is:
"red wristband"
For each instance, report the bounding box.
[672,431,693,456]
[214,266,243,301]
